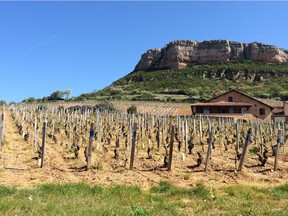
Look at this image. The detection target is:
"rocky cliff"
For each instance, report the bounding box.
[134,40,288,71]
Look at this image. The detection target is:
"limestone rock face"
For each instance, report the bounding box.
[134,40,288,71]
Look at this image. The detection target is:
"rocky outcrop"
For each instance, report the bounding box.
[134,40,288,71]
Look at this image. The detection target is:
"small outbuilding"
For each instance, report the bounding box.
[272,101,288,123]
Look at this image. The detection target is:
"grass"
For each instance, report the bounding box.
[0,181,288,215]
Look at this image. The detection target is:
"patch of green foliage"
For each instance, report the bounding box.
[94,101,116,112]
[249,146,260,155]
[130,205,149,216]
[127,105,137,114]
[0,182,288,215]
[150,180,211,200]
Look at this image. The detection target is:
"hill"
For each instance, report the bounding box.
[75,40,288,102]
[78,61,288,102]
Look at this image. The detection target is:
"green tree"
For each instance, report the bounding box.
[42,96,49,102]
[0,100,7,106]
[22,97,36,103]
[64,89,72,99]
[49,90,65,100]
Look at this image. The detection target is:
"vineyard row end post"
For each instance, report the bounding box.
[40,121,47,168]
[130,123,137,170]
[87,122,95,170]
[168,125,175,171]
[238,127,252,172]
[205,126,214,172]
[0,108,6,149]
[274,129,282,171]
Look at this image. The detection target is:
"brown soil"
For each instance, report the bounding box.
[0,111,287,190]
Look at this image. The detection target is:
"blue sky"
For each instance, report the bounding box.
[0,1,287,103]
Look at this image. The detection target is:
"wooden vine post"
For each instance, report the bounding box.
[269,122,273,147]
[193,117,196,138]
[34,116,37,150]
[282,122,286,154]
[0,120,3,151]
[236,122,240,152]
[157,118,160,149]
[0,116,4,145]
[184,120,188,153]
[274,129,282,171]
[0,120,4,158]
[141,116,145,149]
[238,127,252,171]
[205,126,214,172]
[254,124,258,148]
[99,119,102,149]
[68,114,72,149]
[51,115,55,137]
[199,116,204,152]
[259,124,263,153]
[168,125,175,171]
[40,121,47,168]
[161,118,165,150]
[130,123,137,170]
[86,122,95,170]
[0,106,5,150]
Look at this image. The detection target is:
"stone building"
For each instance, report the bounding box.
[272,101,288,123]
[191,89,281,121]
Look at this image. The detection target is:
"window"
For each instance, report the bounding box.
[228,96,233,102]
[241,108,247,114]
[259,108,265,115]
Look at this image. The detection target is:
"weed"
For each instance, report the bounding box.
[130,205,149,216]
[183,173,190,180]
[150,180,176,194]
[271,184,288,199]
[91,161,103,170]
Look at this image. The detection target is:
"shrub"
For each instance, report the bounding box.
[127,105,137,114]
[130,89,140,95]
[131,92,156,100]
[252,92,270,99]
[279,91,288,100]
[109,88,124,95]
[111,95,123,100]
[94,102,116,112]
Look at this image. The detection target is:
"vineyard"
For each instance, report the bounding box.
[0,101,287,189]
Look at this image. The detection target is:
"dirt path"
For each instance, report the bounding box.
[0,111,83,188]
[0,111,36,187]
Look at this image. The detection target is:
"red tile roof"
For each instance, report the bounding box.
[272,107,284,114]
[205,89,274,108]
